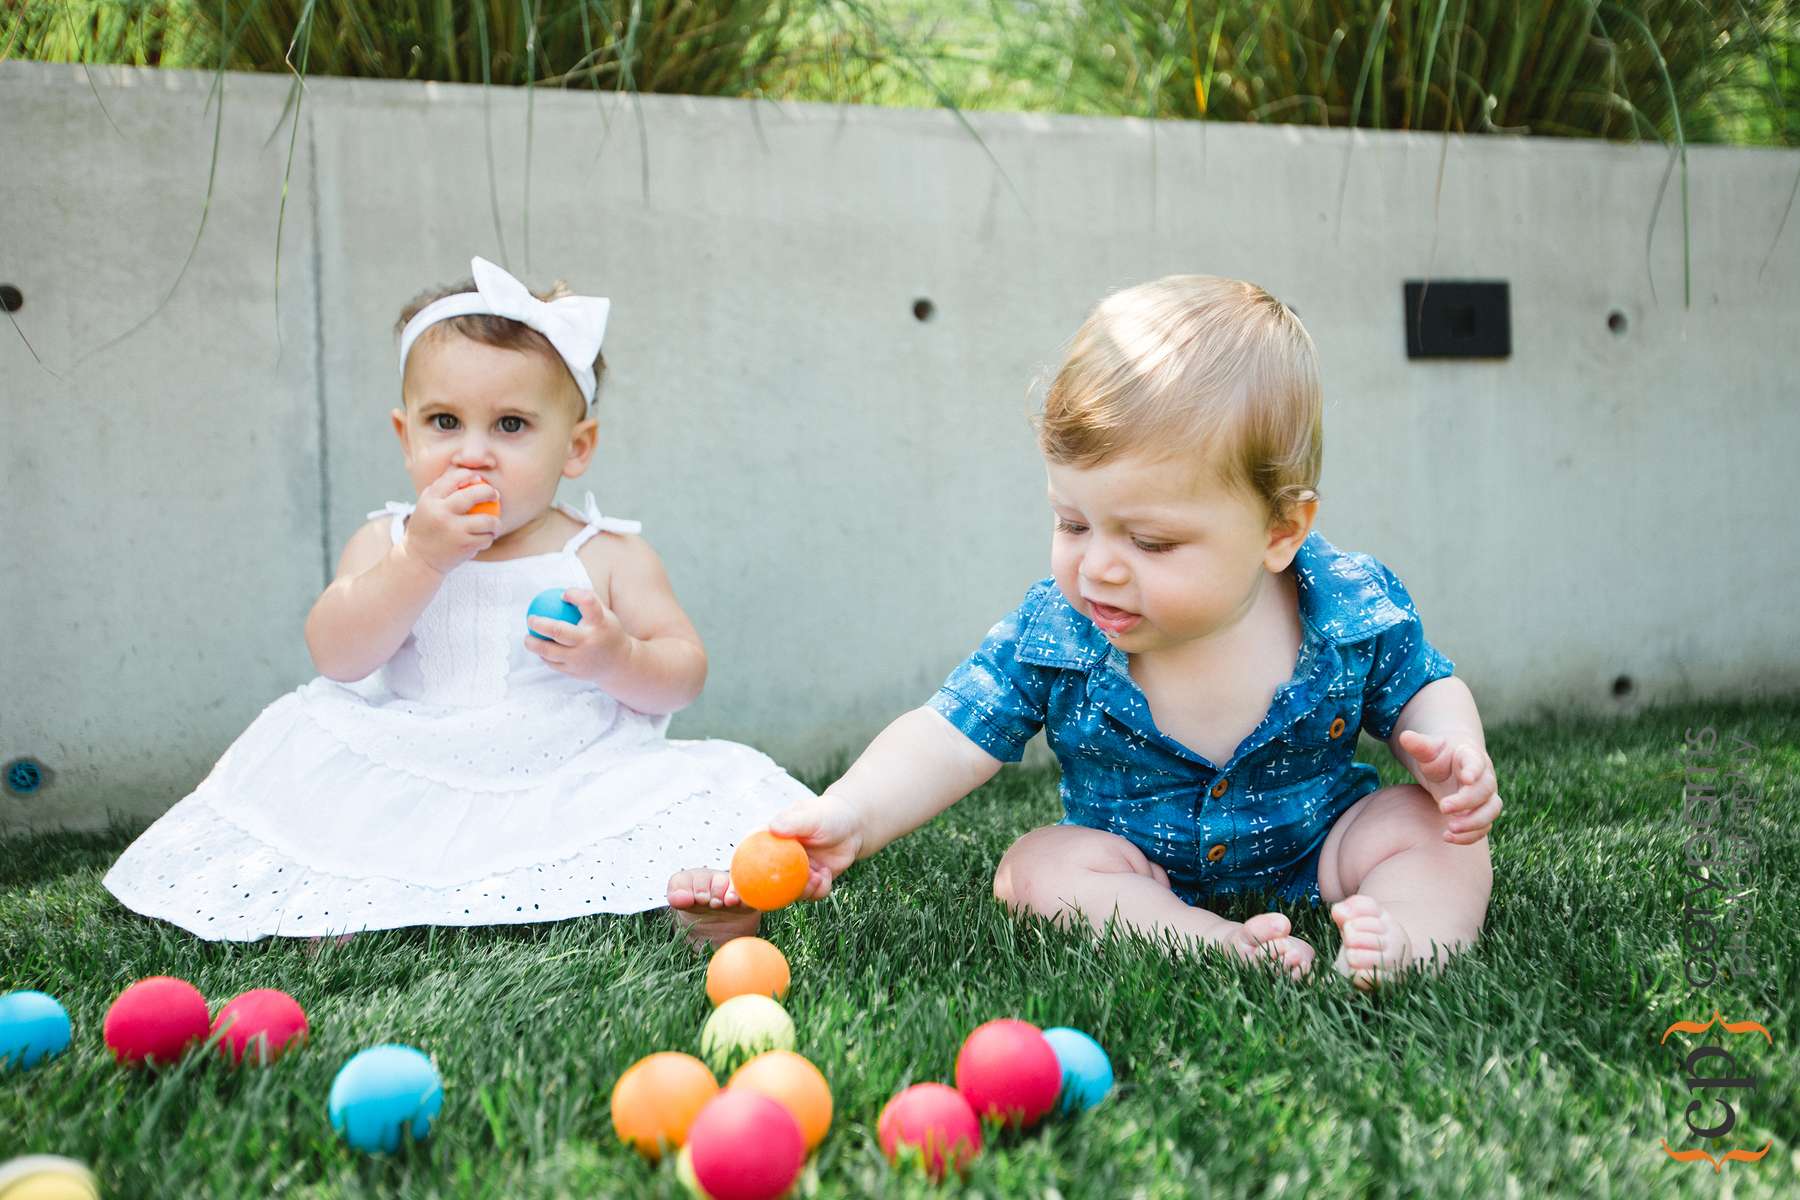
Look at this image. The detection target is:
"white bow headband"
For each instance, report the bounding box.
[397,256,610,405]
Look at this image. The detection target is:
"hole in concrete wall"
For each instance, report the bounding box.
[912,298,936,323]
[1607,310,1628,335]
[1611,674,1635,698]
[0,285,22,313]
[4,757,46,797]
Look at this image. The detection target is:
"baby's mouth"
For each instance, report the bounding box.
[1086,601,1141,634]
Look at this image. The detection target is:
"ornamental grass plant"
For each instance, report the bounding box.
[7,1,1797,146]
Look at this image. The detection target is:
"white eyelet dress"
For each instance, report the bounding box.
[103,495,812,941]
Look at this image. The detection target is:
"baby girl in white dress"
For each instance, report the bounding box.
[104,258,811,941]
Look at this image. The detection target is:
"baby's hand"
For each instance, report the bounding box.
[524,588,632,682]
[404,468,500,576]
[766,796,865,900]
[1397,730,1503,845]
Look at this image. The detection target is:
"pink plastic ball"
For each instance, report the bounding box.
[954,1019,1062,1128]
[686,1090,805,1200]
[103,976,210,1068]
[877,1082,982,1179]
[211,988,309,1066]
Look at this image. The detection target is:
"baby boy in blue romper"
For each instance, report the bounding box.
[670,276,1500,986]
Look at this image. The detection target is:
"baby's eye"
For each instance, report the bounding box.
[1133,538,1178,553]
[1054,518,1088,535]
[498,416,528,434]
[430,413,458,431]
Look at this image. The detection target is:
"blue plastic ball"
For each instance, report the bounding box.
[0,990,72,1072]
[1043,1026,1113,1113]
[328,1044,444,1153]
[526,588,582,641]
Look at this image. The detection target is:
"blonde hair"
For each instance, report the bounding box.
[1038,275,1322,520]
[395,276,603,417]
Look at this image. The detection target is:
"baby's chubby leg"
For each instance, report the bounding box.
[993,826,1314,979]
[1317,785,1492,990]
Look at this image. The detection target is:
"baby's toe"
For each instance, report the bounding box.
[667,868,720,909]
[1279,938,1317,980]
[1230,913,1310,977]
[1240,911,1293,944]
[705,870,736,906]
[1330,894,1382,927]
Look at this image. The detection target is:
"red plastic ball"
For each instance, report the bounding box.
[211,988,309,1066]
[954,1019,1062,1128]
[877,1082,982,1179]
[103,976,211,1067]
[687,1089,805,1200]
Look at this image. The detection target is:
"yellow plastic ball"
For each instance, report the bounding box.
[674,1144,714,1199]
[699,995,795,1074]
[0,1157,99,1200]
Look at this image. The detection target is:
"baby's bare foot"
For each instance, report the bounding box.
[1223,911,1315,981]
[667,868,760,949]
[1330,894,1415,990]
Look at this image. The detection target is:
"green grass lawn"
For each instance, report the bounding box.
[3,699,1795,1197]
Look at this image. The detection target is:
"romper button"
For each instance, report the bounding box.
[1207,843,1227,863]
[1210,778,1229,798]
[1328,716,1346,739]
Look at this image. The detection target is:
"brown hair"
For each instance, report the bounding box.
[1037,275,1322,521]
[395,277,604,416]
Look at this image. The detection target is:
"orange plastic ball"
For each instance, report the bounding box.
[729,832,808,912]
[610,1051,719,1161]
[729,1050,833,1152]
[456,474,500,517]
[706,937,791,1007]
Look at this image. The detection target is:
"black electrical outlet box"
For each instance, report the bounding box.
[1403,281,1510,359]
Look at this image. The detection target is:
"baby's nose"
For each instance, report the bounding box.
[1080,546,1130,585]
[452,438,498,467]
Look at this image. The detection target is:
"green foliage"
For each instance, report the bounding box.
[5,2,1796,143]
[1,699,1796,1195]
[1,0,208,66]
[1068,0,1798,144]
[3,0,796,96]
[752,0,1800,147]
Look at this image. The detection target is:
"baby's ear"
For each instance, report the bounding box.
[1265,492,1318,568]
[563,415,599,477]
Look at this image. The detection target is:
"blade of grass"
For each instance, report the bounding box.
[59,2,123,136]
[1413,0,1472,349]
[1601,1,1691,308]
[476,2,513,268]
[1412,0,1451,131]
[620,0,654,202]
[2,300,60,377]
[1722,0,1800,279]
[271,0,318,352]
[523,0,539,273]
[1336,0,1395,235]
[826,0,1028,214]
[73,0,237,368]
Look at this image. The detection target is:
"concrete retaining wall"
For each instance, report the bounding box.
[2,61,1796,832]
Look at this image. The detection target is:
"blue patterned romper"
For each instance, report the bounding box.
[929,532,1454,903]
